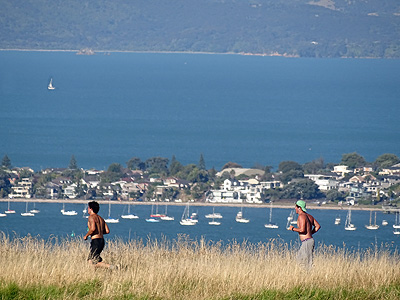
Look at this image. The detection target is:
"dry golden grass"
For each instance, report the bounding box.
[0,232,399,299]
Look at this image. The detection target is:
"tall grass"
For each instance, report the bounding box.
[0,232,399,299]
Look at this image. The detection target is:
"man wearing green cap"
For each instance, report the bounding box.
[288,200,321,268]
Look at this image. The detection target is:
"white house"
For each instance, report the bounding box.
[304,174,339,191]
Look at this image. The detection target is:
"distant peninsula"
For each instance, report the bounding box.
[1,0,400,58]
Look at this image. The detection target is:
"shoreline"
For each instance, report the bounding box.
[0,48,391,59]
[0,198,383,211]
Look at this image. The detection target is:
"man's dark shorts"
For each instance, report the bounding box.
[88,238,105,264]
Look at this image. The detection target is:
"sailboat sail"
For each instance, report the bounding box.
[48,78,55,90]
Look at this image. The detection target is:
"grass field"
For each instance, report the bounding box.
[0,232,399,299]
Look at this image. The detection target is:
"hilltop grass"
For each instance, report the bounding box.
[0,232,399,300]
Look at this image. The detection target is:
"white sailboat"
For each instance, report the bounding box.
[150,204,166,218]
[205,207,222,219]
[382,220,388,226]
[160,205,174,221]
[208,218,221,226]
[61,202,78,216]
[5,200,16,214]
[286,209,296,229]
[180,203,196,226]
[104,202,119,223]
[236,207,249,223]
[344,208,356,231]
[47,78,55,90]
[365,211,379,230]
[21,202,35,217]
[121,204,139,219]
[146,204,161,222]
[264,202,279,229]
[393,212,400,229]
[29,203,40,214]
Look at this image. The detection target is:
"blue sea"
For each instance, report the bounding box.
[0,201,399,251]
[1,51,400,171]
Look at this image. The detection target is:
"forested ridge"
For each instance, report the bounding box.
[1,0,400,57]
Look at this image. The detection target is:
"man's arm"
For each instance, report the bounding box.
[104,222,110,235]
[312,217,321,234]
[84,215,95,240]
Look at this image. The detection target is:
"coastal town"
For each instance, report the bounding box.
[1,153,400,212]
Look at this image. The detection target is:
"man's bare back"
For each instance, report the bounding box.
[85,213,109,240]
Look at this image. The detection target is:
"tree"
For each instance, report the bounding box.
[145,157,169,176]
[325,189,346,202]
[0,169,11,196]
[303,158,324,174]
[278,161,303,173]
[69,155,78,169]
[1,154,11,169]
[281,179,322,200]
[169,155,183,176]
[198,154,206,170]
[374,153,400,169]
[222,162,242,170]
[278,169,304,184]
[341,152,367,169]
[127,157,145,170]
[100,163,124,183]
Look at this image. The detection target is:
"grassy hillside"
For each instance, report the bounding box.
[1,0,400,58]
[1,233,400,299]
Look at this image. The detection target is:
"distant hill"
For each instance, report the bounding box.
[1,0,400,58]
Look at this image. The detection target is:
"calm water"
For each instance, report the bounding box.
[1,51,399,170]
[0,202,399,251]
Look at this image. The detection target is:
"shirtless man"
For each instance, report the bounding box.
[83,201,111,268]
[288,200,321,268]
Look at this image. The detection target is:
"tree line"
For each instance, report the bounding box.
[1,0,400,58]
[1,152,399,203]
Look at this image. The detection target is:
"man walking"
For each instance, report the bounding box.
[288,200,321,268]
[84,201,111,268]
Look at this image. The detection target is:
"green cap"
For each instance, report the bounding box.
[295,200,307,212]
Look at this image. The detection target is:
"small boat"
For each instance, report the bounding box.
[344,208,356,231]
[286,209,295,229]
[394,230,400,235]
[190,212,199,223]
[146,218,160,223]
[61,209,78,216]
[288,210,297,225]
[393,212,400,229]
[208,218,221,226]
[104,202,119,223]
[160,205,174,221]
[21,202,34,217]
[236,207,250,223]
[334,216,341,225]
[365,211,379,230]
[0,212,6,217]
[5,201,16,214]
[205,207,223,219]
[264,202,279,229]
[48,78,55,90]
[150,204,166,218]
[30,203,40,214]
[180,203,197,226]
[61,200,77,216]
[382,220,388,226]
[121,204,139,219]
